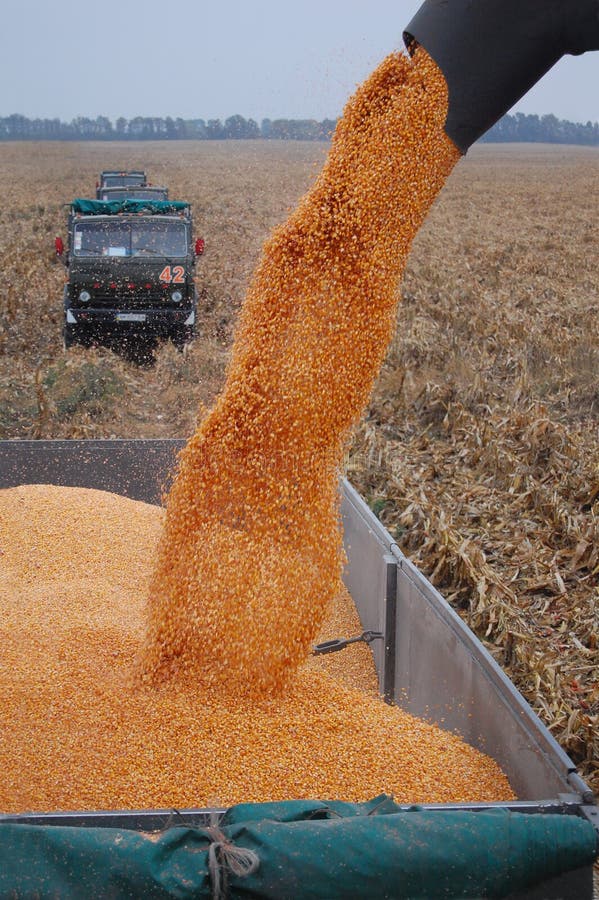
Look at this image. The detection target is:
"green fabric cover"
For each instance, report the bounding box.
[0,800,596,899]
[71,198,189,216]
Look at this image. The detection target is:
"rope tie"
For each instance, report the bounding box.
[205,824,260,900]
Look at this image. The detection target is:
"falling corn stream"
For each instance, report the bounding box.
[140,49,461,693]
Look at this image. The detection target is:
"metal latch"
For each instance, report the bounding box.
[312,631,383,655]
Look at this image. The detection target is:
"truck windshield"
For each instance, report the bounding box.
[73,221,188,258]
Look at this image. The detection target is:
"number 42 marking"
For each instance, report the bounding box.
[159,265,185,284]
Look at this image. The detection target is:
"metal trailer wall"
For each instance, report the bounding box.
[341,482,594,803]
[0,439,597,898]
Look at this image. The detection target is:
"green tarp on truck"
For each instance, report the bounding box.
[0,798,596,899]
[70,198,190,216]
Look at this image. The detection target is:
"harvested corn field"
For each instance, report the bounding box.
[0,135,597,792]
[0,484,514,812]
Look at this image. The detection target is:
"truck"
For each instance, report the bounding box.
[55,198,205,351]
[96,170,147,197]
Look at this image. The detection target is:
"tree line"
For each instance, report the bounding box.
[0,114,337,142]
[0,111,597,145]
[480,112,599,146]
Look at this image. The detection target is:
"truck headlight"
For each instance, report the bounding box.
[79,290,91,302]
[171,290,183,303]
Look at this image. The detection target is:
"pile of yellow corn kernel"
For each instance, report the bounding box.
[0,485,514,812]
[140,49,462,695]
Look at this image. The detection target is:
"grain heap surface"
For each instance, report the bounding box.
[0,484,514,813]
[140,49,461,693]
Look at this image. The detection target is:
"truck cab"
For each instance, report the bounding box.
[56,199,205,350]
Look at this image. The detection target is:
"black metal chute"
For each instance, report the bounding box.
[403,0,599,154]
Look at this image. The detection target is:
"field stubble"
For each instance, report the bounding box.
[0,139,597,792]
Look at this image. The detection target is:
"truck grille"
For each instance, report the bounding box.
[71,285,191,310]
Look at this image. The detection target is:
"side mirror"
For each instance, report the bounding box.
[55,236,64,256]
[195,237,205,257]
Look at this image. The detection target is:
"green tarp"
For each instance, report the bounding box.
[0,798,596,899]
[71,198,190,216]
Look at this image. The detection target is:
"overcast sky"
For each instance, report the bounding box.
[2,0,599,126]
